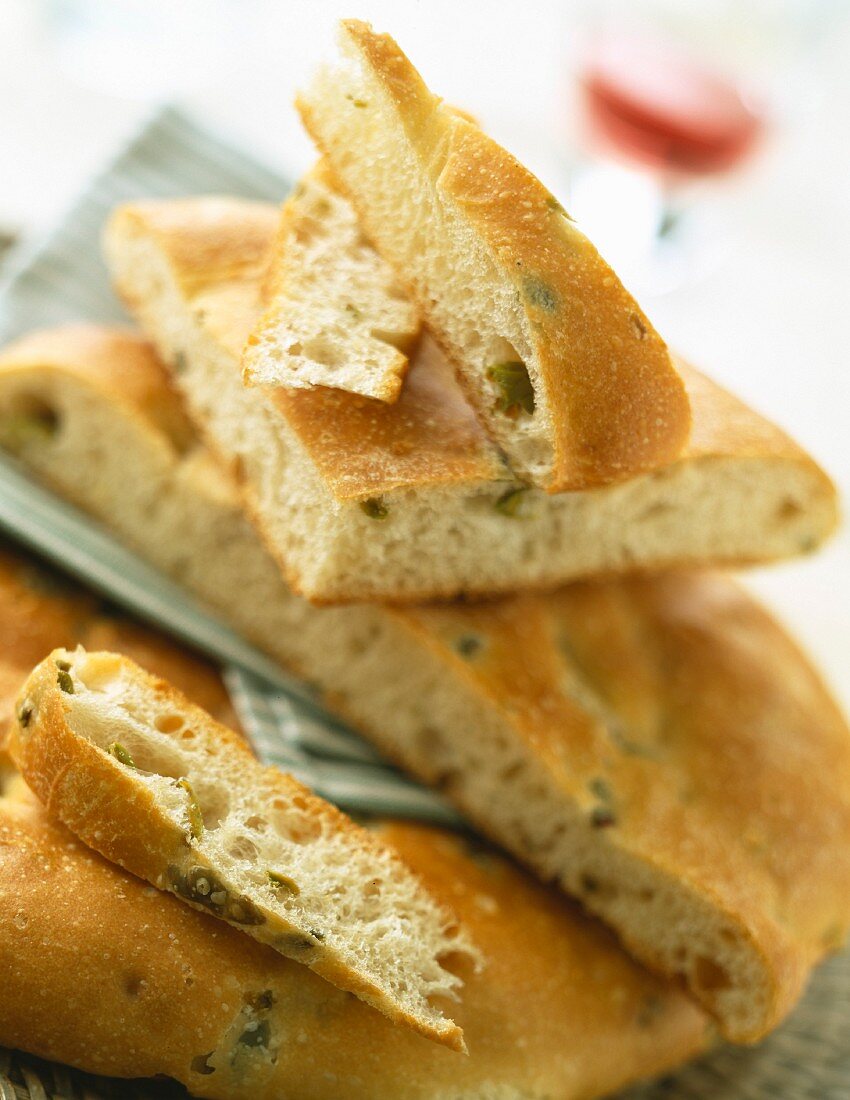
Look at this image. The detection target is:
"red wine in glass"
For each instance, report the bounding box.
[580,34,764,179]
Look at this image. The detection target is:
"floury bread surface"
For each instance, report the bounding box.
[295,20,691,491]
[0,776,708,1100]
[10,647,471,1050]
[103,197,836,604]
[2,325,849,1043]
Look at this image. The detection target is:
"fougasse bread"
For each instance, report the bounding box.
[101,198,836,605]
[9,647,472,1051]
[293,20,691,490]
[2,324,849,1043]
[0,775,708,1100]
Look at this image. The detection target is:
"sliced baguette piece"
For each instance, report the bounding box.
[3,324,849,1044]
[9,647,471,1051]
[296,19,691,490]
[244,162,420,402]
[102,197,837,604]
[0,784,708,1100]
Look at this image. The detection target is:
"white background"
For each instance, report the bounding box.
[1,0,848,705]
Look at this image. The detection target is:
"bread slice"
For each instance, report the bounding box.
[295,20,691,490]
[9,647,471,1051]
[0,781,708,1100]
[3,324,849,1044]
[102,196,837,604]
[244,162,420,402]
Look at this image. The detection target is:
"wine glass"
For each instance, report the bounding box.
[563,0,841,294]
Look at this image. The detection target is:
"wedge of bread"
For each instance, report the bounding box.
[9,647,471,1051]
[294,20,691,490]
[244,162,420,402]
[0,776,708,1100]
[3,324,849,1043]
[102,197,837,604]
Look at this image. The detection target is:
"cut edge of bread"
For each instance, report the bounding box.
[9,648,473,1052]
[99,198,837,608]
[295,19,692,491]
[244,163,421,403]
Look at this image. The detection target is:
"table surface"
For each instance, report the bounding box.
[1,0,848,708]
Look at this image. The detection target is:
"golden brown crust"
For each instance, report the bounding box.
[106,201,504,499]
[271,333,505,497]
[298,19,692,491]
[0,787,707,1098]
[105,198,835,506]
[395,571,850,1039]
[0,544,237,739]
[8,649,466,1050]
[438,120,691,490]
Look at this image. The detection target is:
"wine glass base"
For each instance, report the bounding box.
[564,159,735,296]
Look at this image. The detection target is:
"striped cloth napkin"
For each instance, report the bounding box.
[0,105,460,827]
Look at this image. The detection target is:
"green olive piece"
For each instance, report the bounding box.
[277,929,324,953]
[630,312,648,340]
[108,742,136,769]
[226,895,266,926]
[522,276,558,313]
[487,361,535,416]
[267,870,300,896]
[545,195,574,220]
[169,864,226,912]
[176,777,204,839]
[0,412,59,452]
[455,635,483,659]
[56,669,74,694]
[360,498,388,520]
[588,776,613,803]
[494,487,528,517]
[17,702,32,728]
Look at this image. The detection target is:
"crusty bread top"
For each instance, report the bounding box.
[0,540,237,740]
[0,323,195,455]
[244,162,421,402]
[398,570,850,1037]
[0,780,708,1099]
[295,20,691,491]
[104,197,834,506]
[10,647,471,1050]
[107,200,504,499]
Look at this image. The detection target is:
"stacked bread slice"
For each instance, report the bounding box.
[0,18,848,1100]
[0,547,708,1099]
